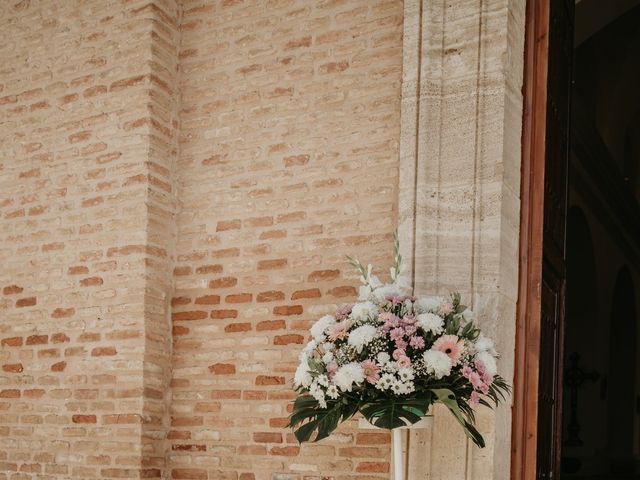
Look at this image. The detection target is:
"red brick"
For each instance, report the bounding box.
[327,285,357,298]
[272,305,303,316]
[208,277,238,289]
[173,266,192,276]
[91,347,117,356]
[224,322,250,332]
[212,310,239,320]
[308,269,340,282]
[51,308,75,318]
[171,469,207,480]
[16,297,37,307]
[0,389,20,398]
[283,155,310,167]
[172,311,208,321]
[255,375,285,386]
[216,219,241,231]
[51,333,70,343]
[257,290,285,302]
[194,295,220,305]
[356,432,390,445]
[320,60,350,74]
[225,293,252,303]
[51,361,67,372]
[195,264,223,274]
[26,335,47,345]
[68,266,89,275]
[208,363,236,375]
[257,258,287,270]
[256,320,286,331]
[273,334,304,345]
[269,446,299,456]
[291,288,321,300]
[3,285,24,295]
[72,415,96,424]
[356,462,389,473]
[253,432,282,443]
[171,296,191,306]
[1,337,23,347]
[80,276,103,287]
[2,363,23,373]
[285,36,311,49]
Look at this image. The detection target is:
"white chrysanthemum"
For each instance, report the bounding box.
[474,334,494,353]
[294,362,313,388]
[333,362,365,392]
[298,339,317,362]
[475,351,498,377]
[347,324,378,353]
[310,315,336,340]
[422,349,453,379]
[399,381,415,395]
[317,374,329,387]
[326,384,339,399]
[358,285,372,301]
[322,350,334,364]
[416,313,445,335]
[414,296,444,314]
[390,380,403,394]
[350,301,378,322]
[377,351,391,365]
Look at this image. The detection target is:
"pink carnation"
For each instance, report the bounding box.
[390,327,405,342]
[327,321,350,341]
[335,304,353,321]
[392,349,406,361]
[470,391,480,407]
[409,335,425,349]
[394,339,407,350]
[396,356,411,369]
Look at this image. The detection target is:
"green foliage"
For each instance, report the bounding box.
[360,395,432,429]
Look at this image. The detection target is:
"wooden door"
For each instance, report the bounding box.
[536,0,573,478]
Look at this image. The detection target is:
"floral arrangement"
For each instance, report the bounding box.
[288,236,509,447]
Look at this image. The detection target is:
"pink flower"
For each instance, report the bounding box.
[327,321,350,341]
[395,339,407,350]
[396,356,411,369]
[335,304,353,321]
[432,335,464,365]
[380,312,401,331]
[409,335,425,349]
[468,370,484,390]
[479,383,490,395]
[439,302,454,315]
[361,360,380,384]
[462,364,473,378]
[402,314,416,325]
[327,361,338,379]
[470,391,480,407]
[390,327,405,342]
[404,325,417,336]
[392,349,406,361]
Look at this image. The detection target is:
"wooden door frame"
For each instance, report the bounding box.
[511,0,551,478]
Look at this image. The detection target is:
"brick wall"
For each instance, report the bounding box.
[0,1,403,479]
[170,1,403,479]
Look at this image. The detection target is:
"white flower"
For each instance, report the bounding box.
[358,285,372,301]
[398,368,414,382]
[322,351,334,364]
[310,315,336,340]
[474,334,494,353]
[416,313,445,335]
[376,372,395,390]
[461,308,475,323]
[299,339,317,362]
[475,351,498,377]
[390,380,403,394]
[403,298,414,314]
[347,324,378,353]
[317,374,329,387]
[326,384,339,399]
[372,283,402,303]
[294,362,313,388]
[422,349,452,379]
[399,381,415,395]
[333,362,365,392]
[368,275,383,289]
[414,296,444,314]
[377,351,391,365]
[350,301,378,322]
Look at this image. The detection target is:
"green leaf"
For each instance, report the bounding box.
[360,396,432,430]
[432,389,486,448]
[288,395,348,443]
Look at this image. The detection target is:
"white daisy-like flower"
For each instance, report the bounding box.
[350,301,378,322]
[399,381,415,395]
[333,362,365,392]
[299,339,318,362]
[390,380,403,394]
[397,368,414,382]
[475,351,498,377]
[326,384,339,399]
[416,313,445,335]
[294,362,312,388]
[310,315,336,341]
[322,351,334,364]
[474,334,495,353]
[422,349,453,379]
[347,324,378,353]
[317,374,329,387]
[414,296,445,314]
[376,373,395,390]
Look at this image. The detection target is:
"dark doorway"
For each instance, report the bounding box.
[559,2,640,479]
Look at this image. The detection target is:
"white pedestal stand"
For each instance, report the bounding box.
[358,417,433,480]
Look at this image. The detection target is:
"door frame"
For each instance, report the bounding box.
[511,0,551,478]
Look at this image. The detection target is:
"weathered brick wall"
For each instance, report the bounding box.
[1,1,405,479]
[170,1,403,479]
[0,1,178,479]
